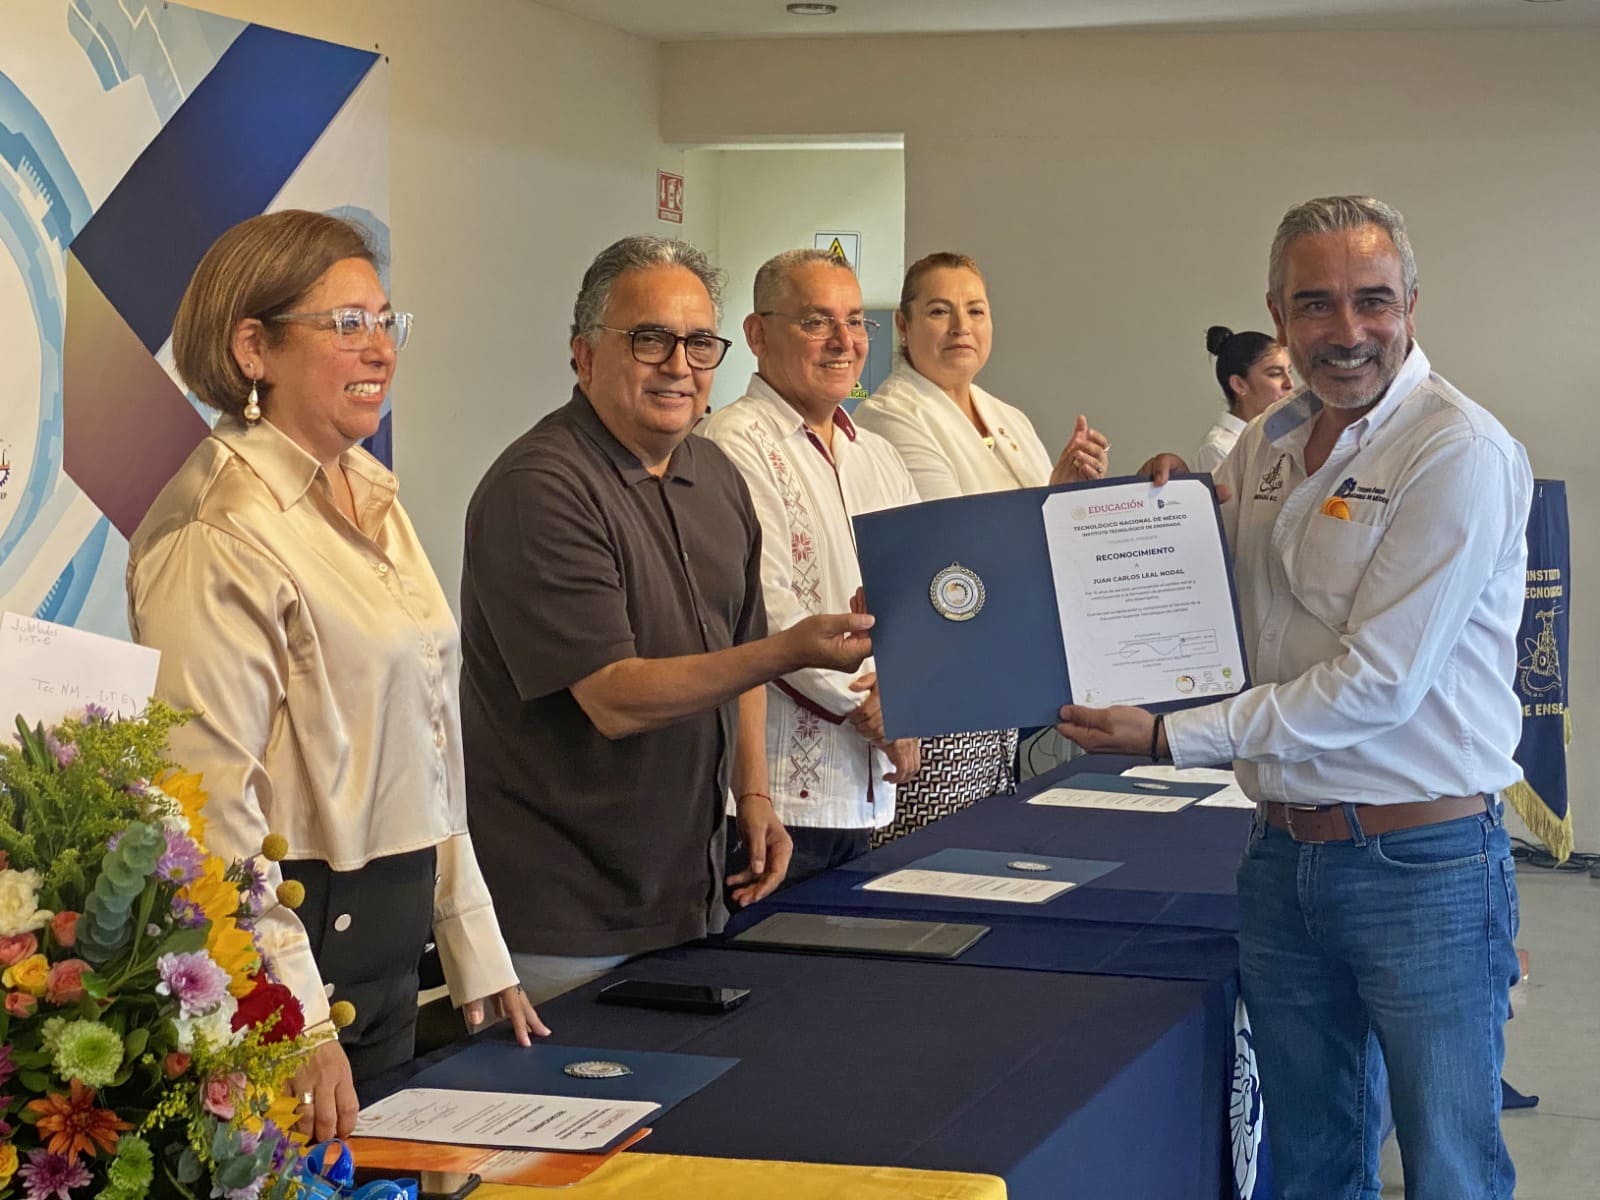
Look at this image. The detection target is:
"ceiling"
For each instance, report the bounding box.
[535,0,1598,41]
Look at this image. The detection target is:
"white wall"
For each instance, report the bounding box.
[681,148,905,409]
[662,29,1600,848]
[191,0,684,599]
[678,146,722,271]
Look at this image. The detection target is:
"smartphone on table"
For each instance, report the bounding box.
[596,978,751,1014]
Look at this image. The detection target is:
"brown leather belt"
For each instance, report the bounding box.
[1262,794,1487,843]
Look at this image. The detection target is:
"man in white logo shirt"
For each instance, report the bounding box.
[701,250,921,887]
[1058,196,1529,1200]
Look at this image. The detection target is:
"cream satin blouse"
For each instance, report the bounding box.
[127,416,515,1025]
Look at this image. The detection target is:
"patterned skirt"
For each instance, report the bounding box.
[872,728,1019,848]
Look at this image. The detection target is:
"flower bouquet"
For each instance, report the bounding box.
[0,702,341,1199]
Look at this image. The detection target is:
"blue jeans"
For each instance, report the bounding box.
[1238,802,1519,1200]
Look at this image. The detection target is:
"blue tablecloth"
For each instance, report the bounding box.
[722,754,1254,982]
[377,753,1262,1199]
[396,945,1232,1200]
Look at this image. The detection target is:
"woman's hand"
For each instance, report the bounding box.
[1050,415,1110,484]
[465,985,551,1046]
[292,1037,359,1143]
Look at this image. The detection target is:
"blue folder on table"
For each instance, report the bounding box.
[853,474,1247,739]
[410,1041,737,1108]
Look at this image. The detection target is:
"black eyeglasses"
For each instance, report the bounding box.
[599,325,732,369]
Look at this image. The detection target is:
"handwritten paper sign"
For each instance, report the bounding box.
[0,612,160,729]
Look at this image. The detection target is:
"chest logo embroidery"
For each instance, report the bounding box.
[1333,476,1392,506]
[1252,454,1287,502]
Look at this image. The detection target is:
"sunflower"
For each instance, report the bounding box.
[254,1089,310,1145]
[208,914,261,997]
[24,1080,132,1160]
[158,770,209,846]
[179,857,242,928]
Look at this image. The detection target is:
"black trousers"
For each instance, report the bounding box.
[281,846,436,1083]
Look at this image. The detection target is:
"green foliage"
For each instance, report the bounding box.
[77,822,164,966]
[0,701,186,911]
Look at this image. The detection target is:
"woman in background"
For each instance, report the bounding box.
[1193,325,1294,474]
[854,251,1109,842]
[855,252,1108,499]
[128,210,544,1141]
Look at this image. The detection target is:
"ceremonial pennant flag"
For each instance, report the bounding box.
[1506,479,1572,862]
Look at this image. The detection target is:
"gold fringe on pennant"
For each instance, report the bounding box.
[1504,710,1575,864]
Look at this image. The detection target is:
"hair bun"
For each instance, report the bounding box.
[1205,325,1234,356]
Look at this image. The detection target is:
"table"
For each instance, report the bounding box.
[467,945,1232,1199]
[724,754,1253,982]
[379,755,1254,1198]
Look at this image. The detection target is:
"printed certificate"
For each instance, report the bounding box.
[1042,479,1246,709]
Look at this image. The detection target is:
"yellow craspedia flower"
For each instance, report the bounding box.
[260,834,289,862]
[180,857,240,927]
[329,1000,356,1029]
[2,953,50,996]
[275,880,305,910]
[208,915,260,998]
[0,1142,18,1186]
[159,770,209,847]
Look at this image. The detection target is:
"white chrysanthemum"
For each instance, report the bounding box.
[173,993,241,1052]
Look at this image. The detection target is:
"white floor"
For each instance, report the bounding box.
[1379,863,1600,1198]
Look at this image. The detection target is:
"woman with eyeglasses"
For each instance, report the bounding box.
[1194,325,1294,474]
[853,251,1110,842]
[127,210,545,1142]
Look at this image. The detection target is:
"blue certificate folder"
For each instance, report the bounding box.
[852,473,1249,739]
[409,1042,738,1149]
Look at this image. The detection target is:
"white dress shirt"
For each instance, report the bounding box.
[128,416,517,1024]
[853,360,1053,500]
[1166,344,1532,806]
[700,375,921,829]
[1193,410,1247,475]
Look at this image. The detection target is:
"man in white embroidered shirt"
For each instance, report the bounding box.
[1057,197,1530,1200]
[701,249,921,888]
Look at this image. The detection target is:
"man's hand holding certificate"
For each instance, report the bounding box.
[851,474,1247,739]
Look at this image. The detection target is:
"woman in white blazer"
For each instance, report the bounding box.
[854,252,1107,500]
[854,252,1109,842]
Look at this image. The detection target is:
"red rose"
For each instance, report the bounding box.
[230,973,306,1043]
[164,1051,192,1078]
[50,911,79,949]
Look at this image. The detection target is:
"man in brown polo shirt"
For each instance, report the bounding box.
[460,235,874,1003]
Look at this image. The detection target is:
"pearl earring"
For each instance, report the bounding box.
[243,375,261,425]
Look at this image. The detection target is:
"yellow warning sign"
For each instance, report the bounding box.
[814,232,860,273]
